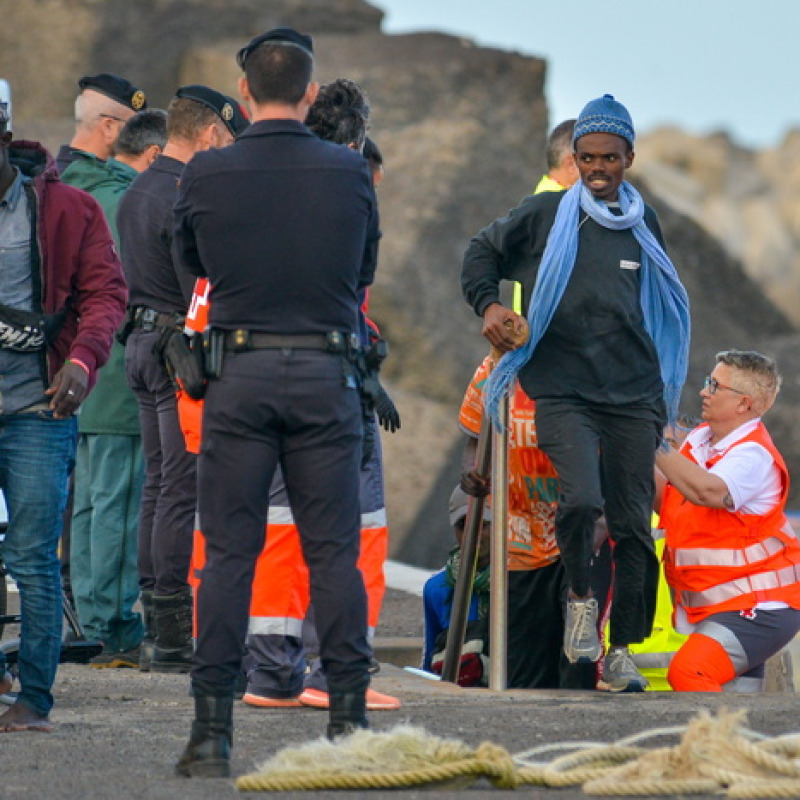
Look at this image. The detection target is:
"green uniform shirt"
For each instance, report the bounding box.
[61,154,140,435]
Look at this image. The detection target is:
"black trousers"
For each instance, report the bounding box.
[507,560,598,689]
[126,329,196,595]
[534,400,662,647]
[192,348,370,695]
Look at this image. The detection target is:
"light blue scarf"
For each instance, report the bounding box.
[485,181,690,428]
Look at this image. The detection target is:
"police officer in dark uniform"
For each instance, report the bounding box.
[116,86,248,674]
[172,28,380,777]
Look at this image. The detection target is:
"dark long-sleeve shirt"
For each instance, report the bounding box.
[118,154,195,313]
[462,190,665,408]
[173,119,380,335]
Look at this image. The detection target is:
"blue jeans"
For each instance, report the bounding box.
[0,412,77,716]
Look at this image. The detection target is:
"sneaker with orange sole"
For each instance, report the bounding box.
[242,692,303,708]
[298,687,401,711]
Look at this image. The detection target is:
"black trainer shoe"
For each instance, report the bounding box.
[90,646,141,669]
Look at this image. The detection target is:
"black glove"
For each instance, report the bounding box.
[361,413,376,469]
[374,383,401,433]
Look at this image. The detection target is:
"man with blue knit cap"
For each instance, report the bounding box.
[462,94,690,692]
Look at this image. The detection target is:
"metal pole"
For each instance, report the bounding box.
[440,412,492,683]
[488,391,509,690]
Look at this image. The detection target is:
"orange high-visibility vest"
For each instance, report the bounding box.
[662,422,800,624]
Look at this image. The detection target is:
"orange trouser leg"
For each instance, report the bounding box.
[358,523,388,630]
[189,523,310,639]
[189,529,205,637]
[667,633,737,691]
[176,391,204,455]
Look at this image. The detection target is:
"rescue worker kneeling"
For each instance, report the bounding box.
[656,350,800,691]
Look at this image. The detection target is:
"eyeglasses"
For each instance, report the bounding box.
[703,376,746,396]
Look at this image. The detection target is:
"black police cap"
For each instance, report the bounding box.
[78,73,147,111]
[225,96,250,136]
[175,85,249,137]
[236,27,314,70]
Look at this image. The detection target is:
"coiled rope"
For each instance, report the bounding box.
[236,709,800,795]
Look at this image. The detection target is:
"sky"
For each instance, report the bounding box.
[372,0,799,150]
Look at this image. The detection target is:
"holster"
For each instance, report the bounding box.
[202,329,225,380]
[155,328,207,400]
[116,307,136,346]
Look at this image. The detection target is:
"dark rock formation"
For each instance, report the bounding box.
[3,0,799,566]
[0,0,383,120]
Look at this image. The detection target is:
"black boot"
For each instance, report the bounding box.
[326,689,369,741]
[138,590,155,672]
[152,588,193,673]
[175,694,233,778]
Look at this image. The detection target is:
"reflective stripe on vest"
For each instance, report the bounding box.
[680,563,800,609]
[673,534,789,568]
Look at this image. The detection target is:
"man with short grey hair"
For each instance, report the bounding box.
[61,109,168,670]
[56,73,148,174]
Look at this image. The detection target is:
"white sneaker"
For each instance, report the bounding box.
[563,597,601,663]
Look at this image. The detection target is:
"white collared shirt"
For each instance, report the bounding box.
[683,418,781,515]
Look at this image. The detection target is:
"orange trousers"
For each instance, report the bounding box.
[181,392,388,638]
[667,633,736,691]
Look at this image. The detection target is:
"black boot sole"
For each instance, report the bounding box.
[151,662,192,674]
[175,758,230,778]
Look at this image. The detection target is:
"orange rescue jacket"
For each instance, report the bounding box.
[662,422,800,624]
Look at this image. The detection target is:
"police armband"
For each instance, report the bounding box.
[0,302,66,352]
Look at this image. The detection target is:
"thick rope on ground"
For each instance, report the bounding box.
[582,709,800,797]
[236,725,519,792]
[236,710,800,795]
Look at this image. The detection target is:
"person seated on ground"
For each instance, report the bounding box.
[656,350,800,692]
[459,352,607,690]
[422,485,492,684]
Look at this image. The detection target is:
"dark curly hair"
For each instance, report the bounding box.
[306,78,370,149]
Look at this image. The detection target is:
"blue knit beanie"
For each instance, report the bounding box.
[573,94,635,147]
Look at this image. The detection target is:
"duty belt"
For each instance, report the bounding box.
[224,330,357,354]
[132,307,184,332]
